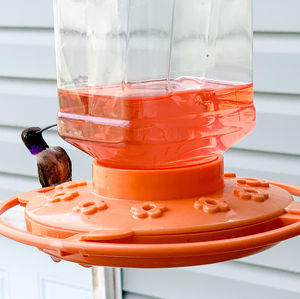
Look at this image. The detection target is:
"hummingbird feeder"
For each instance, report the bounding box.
[1,0,300,268]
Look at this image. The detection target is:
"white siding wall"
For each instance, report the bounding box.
[0,1,300,298]
[0,1,93,298]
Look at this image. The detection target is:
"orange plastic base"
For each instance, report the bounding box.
[92,156,224,200]
[0,158,300,268]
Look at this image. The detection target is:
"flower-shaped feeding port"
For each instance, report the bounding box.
[237,178,270,188]
[131,202,167,219]
[47,190,79,203]
[224,173,237,178]
[234,188,269,202]
[45,180,89,205]
[55,180,87,190]
[72,200,107,215]
[194,197,230,214]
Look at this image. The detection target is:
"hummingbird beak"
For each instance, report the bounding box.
[39,124,57,133]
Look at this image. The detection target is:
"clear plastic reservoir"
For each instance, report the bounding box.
[53,0,255,169]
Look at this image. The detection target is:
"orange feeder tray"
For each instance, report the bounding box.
[1,155,300,268]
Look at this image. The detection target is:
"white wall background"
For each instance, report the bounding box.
[0,0,300,298]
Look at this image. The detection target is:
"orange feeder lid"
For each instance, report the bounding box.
[1,155,300,268]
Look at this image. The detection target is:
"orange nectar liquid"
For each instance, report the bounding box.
[58,78,255,169]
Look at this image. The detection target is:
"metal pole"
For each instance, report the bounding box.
[92,267,122,299]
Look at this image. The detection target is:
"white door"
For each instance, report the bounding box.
[0,237,92,299]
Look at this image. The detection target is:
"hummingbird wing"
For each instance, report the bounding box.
[37,162,49,187]
[52,146,72,181]
[36,146,72,187]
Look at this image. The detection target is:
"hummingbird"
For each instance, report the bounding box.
[21,125,72,187]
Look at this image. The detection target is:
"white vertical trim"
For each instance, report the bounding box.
[92,267,122,299]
